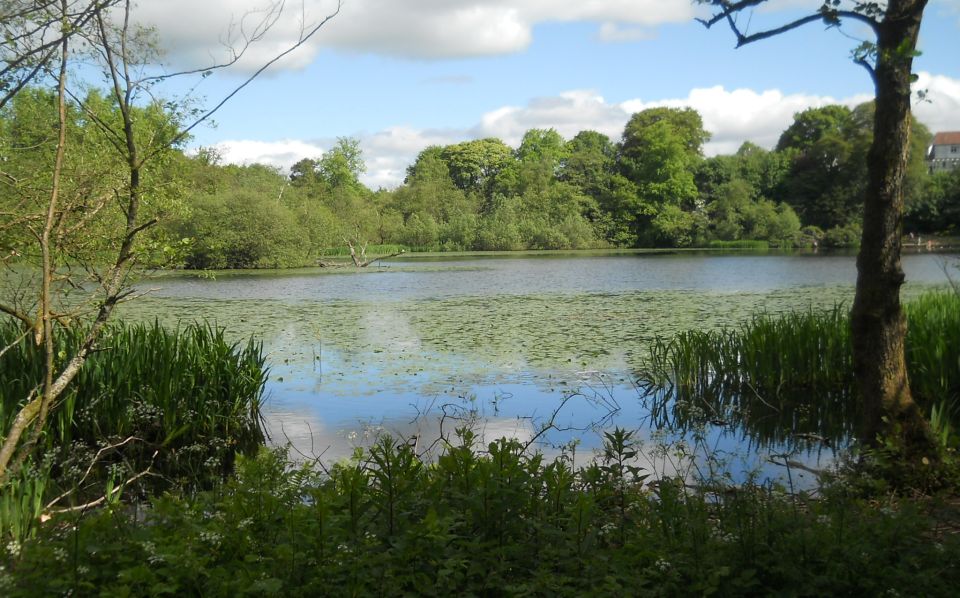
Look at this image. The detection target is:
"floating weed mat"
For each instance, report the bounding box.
[0,320,267,542]
[639,292,960,449]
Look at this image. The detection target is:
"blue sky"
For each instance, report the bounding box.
[134,0,960,188]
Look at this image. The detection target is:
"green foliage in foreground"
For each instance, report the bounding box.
[0,322,267,542]
[5,434,959,596]
[639,291,960,449]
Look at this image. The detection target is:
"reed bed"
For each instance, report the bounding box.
[639,291,960,448]
[320,243,409,257]
[641,306,855,447]
[904,292,960,411]
[706,239,770,250]
[0,320,267,540]
[639,292,960,450]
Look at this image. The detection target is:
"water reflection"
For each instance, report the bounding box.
[116,252,957,482]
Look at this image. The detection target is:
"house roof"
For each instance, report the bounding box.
[932,131,960,146]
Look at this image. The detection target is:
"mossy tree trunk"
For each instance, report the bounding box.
[698,0,937,459]
[850,0,936,458]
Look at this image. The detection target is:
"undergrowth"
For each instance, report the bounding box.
[4,431,958,596]
[0,321,267,544]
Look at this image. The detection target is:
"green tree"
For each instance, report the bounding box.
[560,130,616,200]
[776,102,930,233]
[516,128,569,165]
[440,138,514,204]
[620,108,709,206]
[499,128,570,198]
[395,145,474,222]
[0,0,342,482]
[618,108,709,245]
[776,105,868,229]
[908,168,960,233]
[734,141,790,201]
[699,0,938,458]
[319,137,366,190]
[168,162,314,268]
[290,157,321,187]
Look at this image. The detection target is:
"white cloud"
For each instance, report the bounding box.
[471,90,629,146]
[473,86,876,156]
[124,1,960,70]
[133,0,701,68]
[207,138,325,170]
[623,87,874,155]
[209,73,960,188]
[359,126,465,189]
[913,71,960,134]
[207,127,463,189]
[596,22,657,43]
[130,1,335,72]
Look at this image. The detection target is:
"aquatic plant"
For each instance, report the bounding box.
[319,244,410,257]
[0,320,267,541]
[638,292,960,449]
[707,240,770,250]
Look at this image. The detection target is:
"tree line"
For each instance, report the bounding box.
[3,90,957,270]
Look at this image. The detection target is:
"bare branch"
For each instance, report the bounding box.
[43,435,145,510]
[0,327,32,360]
[152,1,342,159]
[136,0,286,85]
[0,1,121,110]
[45,456,157,515]
[697,1,880,48]
[0,301,36,328]
[854,56,877,85]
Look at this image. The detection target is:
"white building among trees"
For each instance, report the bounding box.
[928,131,960,173]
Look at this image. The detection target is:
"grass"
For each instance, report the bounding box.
[706,239,770,250]
[638,291,960,449]
[0,320,267,542]
[319,244,410,257]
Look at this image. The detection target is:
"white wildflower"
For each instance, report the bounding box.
[5,540,20,558]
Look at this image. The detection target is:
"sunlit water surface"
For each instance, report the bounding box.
[120,250,957,484]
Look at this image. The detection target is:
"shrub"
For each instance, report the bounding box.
[5,433,959,596]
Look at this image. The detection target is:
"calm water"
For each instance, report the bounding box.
[123,250,956,481]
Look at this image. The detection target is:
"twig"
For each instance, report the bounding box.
[43,435,146,510]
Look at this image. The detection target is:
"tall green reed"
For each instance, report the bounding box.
[639,292,960,449]
[0,319,267,541]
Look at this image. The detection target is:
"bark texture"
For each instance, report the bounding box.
[850,0,935,457]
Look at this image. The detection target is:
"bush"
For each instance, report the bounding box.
[822,223,862,248]
[5,432,959,596]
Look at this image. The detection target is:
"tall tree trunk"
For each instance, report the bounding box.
[851,0,935,458]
